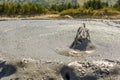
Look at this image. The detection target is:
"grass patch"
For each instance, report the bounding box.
[60,8,120,18]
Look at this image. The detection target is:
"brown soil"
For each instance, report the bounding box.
[0,14,120,21]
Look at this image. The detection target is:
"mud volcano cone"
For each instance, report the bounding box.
[72,39,95,51]
[70,23,95,52]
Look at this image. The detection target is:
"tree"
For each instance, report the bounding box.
[102,2,109,7]
[68,3,72,9]
[51,4,57,11]
[113,0,120,10]
[83,0,103,10]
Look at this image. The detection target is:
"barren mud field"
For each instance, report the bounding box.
[0,19,120,80]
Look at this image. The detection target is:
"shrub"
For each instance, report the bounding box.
[93,8,120,16]
[60,8,94,17]
[60,9,80,16]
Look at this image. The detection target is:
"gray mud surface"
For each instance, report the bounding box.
[0,19,120,62]
[0,19,120,80]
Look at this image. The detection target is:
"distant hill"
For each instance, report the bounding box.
[0,0,118,6]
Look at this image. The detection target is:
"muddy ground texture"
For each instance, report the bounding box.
[0,19,120,80]
[1,41,120,79]
[0,58,120,80]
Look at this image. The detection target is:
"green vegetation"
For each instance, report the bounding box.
[60,8,120,17]
[60,8,94,16]
[0,0,120,18]
[60,0,120,18]
[83,0,102,10]
[50,3,80,12]
[83,0,109,9]
[113,0,120,10]
[0,2,49,15]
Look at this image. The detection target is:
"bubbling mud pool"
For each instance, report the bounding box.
[0,19,119,63]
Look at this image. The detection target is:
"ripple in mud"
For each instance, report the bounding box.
[58,49,87,57]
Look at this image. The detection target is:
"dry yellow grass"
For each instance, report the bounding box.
[60,8,120,18]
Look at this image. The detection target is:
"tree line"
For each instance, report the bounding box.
[83,0,108,10]
[0,0,119,16]
[0,2,49,15]
[50,3,80,12]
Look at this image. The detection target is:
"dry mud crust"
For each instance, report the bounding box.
[0,58,63,80]
[60,59,120,80]
[0,58,120,80]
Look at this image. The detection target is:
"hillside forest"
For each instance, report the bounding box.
[0,0,120,17]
